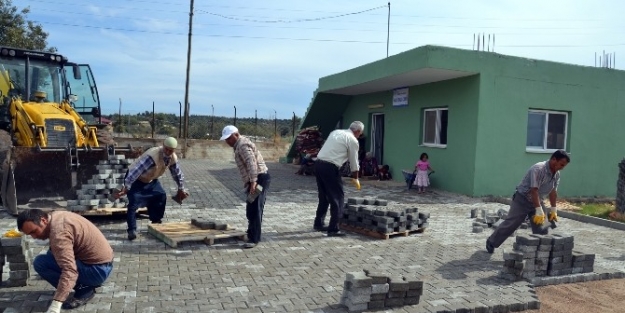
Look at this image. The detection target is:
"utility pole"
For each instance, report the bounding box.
[386,2,391,58]
[178,101,182,138]
[182,0,195,142]
[151,101,155,138]
[118,98,122,133]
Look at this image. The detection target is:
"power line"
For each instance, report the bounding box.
[194,5,387,23]
[34,21,625,48]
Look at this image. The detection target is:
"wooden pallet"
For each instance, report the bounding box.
[339,223,425,240]
[75,207,148,216]
[148,221,247,248]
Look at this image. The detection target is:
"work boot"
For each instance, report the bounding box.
[151,220,162,224]
[128,231,137,241]
[486,240,495,254]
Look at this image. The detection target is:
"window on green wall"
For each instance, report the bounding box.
[526,110,568,152]
[423,108,448,147]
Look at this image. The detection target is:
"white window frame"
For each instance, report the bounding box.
[526,109,568,153]
[422,108,448,148]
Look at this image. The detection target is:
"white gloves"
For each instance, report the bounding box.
[548,207,558,222]
[46,300,62,313]
[532,207,545,225]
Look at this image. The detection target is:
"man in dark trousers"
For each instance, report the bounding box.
[221,125,271,249]
[486,150,570,253]
[116,137,188,241]
[313,121,364,237]
[18,209,114,311]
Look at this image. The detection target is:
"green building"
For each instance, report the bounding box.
[290,45,625,198]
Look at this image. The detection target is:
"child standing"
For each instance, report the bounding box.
[414,153,434,193]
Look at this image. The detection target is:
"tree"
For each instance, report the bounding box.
[0,0,56,52]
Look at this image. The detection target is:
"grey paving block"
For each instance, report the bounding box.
[367,300,385,310]
[388,276,409,291]
[385,297,404,307]
[346,271,373,288]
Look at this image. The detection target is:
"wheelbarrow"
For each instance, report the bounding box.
[401,169,434,190]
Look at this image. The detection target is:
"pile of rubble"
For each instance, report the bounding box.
[339,270,424,312]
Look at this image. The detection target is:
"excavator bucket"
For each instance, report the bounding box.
[1,145,143,216]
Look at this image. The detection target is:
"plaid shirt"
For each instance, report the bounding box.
[233,136,267,184]
[124,154,185,189]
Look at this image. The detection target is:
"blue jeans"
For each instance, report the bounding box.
[126,179,167,233]
[34,250,113,289]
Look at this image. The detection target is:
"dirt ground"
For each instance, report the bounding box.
[526,278,625,312]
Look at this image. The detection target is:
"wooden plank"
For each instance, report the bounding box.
[148,222,247,248]
[76,207,148,216]
[339,223,425,240]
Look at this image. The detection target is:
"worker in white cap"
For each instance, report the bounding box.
[221,125,271,249]
[115,136,188,241]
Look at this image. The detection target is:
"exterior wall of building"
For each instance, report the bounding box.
[302,46,625,197]
[340,75,480,195]
[427,47,625,197]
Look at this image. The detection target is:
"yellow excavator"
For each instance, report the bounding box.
[0,46,141,215]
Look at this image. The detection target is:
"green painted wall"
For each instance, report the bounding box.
[426,46,625,197]
[300,45,625,197]
[341,75,480,195]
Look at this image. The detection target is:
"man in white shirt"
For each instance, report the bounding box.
[313,121,364,236]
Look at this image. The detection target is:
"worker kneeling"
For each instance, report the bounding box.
[18,209,114,311]
[115,137,188,241]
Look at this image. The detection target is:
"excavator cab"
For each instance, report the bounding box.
[0,46,141,215]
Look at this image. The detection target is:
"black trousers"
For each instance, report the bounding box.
[314,160,344,232]
[246,173,270,244]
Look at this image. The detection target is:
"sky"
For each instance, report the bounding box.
[19,0,625,118]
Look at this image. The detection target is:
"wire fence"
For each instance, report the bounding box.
[105,110,302,143]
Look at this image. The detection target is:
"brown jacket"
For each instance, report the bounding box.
[49,211,113,301]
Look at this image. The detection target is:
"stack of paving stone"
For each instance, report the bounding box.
[340,197,429,234]
[0,236,29,287]
[472,207,528,233]
[66,154,134,212]
[617,158,625,213]
[191,218,228,230]
[500,234,595,282]
[339,270,424,312]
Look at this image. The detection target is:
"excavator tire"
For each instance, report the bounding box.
[0,130,12,210]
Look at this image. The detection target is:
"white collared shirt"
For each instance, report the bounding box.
[317,129,360,172]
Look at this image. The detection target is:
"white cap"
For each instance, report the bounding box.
[163,137,178,148]
[220,125,239,141]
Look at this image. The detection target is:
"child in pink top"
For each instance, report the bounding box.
[414,153,435,193]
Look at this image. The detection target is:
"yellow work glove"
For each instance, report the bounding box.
[548,207,558,222]
[532,207,545,225]
[351,178,361,190]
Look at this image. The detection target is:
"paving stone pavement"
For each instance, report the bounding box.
[1,160,624,313]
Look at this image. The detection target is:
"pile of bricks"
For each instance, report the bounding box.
[0,236,29,287]
[617,158,625,213]
[339,270,424,312]
[340,197,429,234]
[500,233,595,282]
[66,154,134,211]
[471,208,528,233]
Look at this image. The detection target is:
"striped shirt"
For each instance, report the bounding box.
[124,154,185,189]
[233,136,268,184]
[517,161,560,203]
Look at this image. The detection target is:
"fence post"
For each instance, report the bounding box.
[152,101,155,138]
[234,106,237,126]
[292,112,296,139]
[178,101,182,138]
[274,110,277,139]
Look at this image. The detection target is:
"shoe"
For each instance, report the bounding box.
[243,242,257,249]
[128,231,137,241]
[313,226,329,232]
[486,240,495,254]
[62,288,95,309]
[327,231,347,237]
[151,220,162,224]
